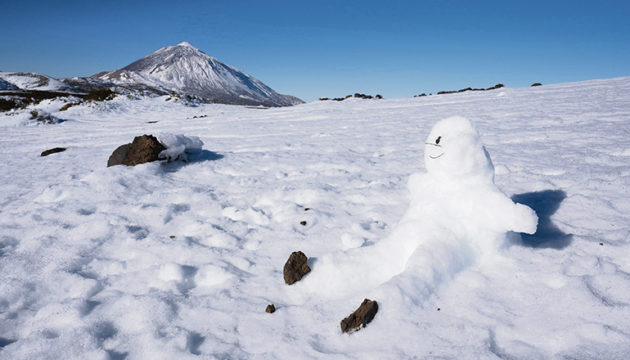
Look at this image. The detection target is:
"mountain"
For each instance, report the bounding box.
[0,72,78,92]
[93,42,303,107]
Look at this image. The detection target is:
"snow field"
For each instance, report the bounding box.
[1,77,630,358]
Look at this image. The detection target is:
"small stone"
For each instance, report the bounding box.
[340,299,378,333]
[599,242,604,246]
[300,221,307,226]
[304,208,311,211]
[437,308,441,311]
[283,251,311,285]
[169,235,176,239]
[265,304,276,313]
[41,147,66,156]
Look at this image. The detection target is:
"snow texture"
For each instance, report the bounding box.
[1,77,630,359]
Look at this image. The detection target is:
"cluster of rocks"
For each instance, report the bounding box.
[436,83,504,95]
[275,250,379,333]
[319,93,383,101]
[107,135,166,167]
[415,82,542,98]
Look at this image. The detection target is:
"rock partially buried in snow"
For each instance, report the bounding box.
[340,299,378,333]
[107,135,165,167]
[123,135,166,166]
[283,251,311,285]
[107,133,204,167]
[265,304,276,313]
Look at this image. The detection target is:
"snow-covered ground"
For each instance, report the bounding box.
[1,77,630,359]
[0,72,75,92]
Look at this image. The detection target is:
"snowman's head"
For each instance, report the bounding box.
[424,116,494,184]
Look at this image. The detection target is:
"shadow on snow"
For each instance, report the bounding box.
[160,149,224,172]
[511,189,572,249]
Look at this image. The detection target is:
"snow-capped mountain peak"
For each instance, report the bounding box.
[94,42,302,106]
[176,41,195,48]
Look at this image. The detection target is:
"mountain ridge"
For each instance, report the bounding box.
[0,42,303,107]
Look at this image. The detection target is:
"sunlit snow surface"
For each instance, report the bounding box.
[2,77,630,359]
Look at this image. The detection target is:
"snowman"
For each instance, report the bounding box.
[294,116,538,302]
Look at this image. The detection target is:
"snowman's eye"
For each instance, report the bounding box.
[435,136,441,144]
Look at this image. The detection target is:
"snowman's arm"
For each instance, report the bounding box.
[487,192,539,234]
[509,202,539,234]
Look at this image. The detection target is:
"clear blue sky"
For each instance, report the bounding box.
[1,0,629,101]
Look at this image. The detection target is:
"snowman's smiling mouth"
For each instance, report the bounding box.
[426,141,443,159]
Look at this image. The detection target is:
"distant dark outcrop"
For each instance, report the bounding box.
[435,83,504,96]
[319,93,382,101]
[531,82,542,87]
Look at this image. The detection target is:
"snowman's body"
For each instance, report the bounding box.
[295,116,538,301]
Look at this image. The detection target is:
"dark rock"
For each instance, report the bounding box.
[123,135,165,166]
[41,147,66,157]
[375,94,382,99]
[300,221,307,226]
[107,144,131,167]
[531,82,542,87]
[340,298,378,333]
[266,304,276,313]
[107,135,166,167]
[283,251,311,285]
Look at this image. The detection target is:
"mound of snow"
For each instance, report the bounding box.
[158,133,204,161]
